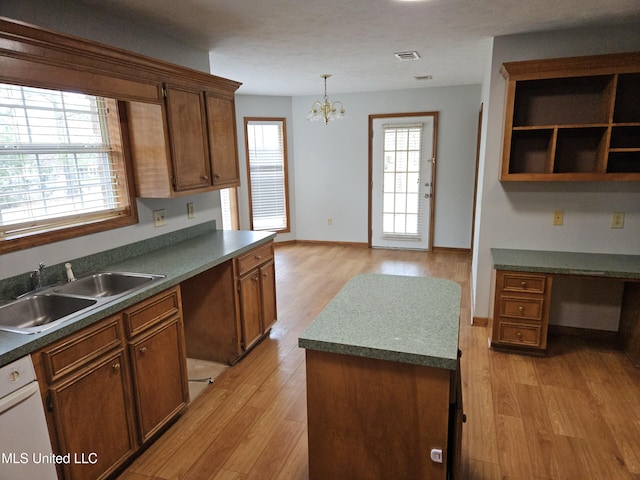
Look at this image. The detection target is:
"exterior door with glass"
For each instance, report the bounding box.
[371,114,436,250]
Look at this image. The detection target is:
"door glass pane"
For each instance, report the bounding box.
[381,124,423,237]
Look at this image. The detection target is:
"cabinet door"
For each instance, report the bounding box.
[165,85,212,191]
[260,259,277,332]
[129,318,188,442]
[238,271,263,351]
[206,93,240,188]
[49,350,136,480]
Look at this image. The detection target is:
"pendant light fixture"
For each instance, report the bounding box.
[307,74,347,125]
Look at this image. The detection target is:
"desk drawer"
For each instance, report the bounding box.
[236,243,273,276]
[501,273,546,294]
[500,296,544,320]
[498,322,541,347]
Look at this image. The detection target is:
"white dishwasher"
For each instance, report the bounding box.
[0,355,58,480]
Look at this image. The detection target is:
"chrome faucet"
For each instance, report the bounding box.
[30,262,45,290]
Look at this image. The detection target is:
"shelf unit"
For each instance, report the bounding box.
[500,53,640,181]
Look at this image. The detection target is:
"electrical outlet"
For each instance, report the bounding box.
[611,212,625,229]
[327,217,333,226]
[553,211,564,226]
[153,209,166,227]
[187,202,195,219]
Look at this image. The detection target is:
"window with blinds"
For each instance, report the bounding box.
[0,83,134,250]
[382,123,423,239]
[245,118,289,232]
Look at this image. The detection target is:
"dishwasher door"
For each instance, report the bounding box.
[0,358,58,480]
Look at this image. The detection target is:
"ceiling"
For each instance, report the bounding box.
[75,0,640,96]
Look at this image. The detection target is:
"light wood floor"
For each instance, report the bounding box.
[118,244,640,480]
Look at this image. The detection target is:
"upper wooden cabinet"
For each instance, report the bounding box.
[0,17,242,198]
[499,52,640,181]
[206,92,241,189]
[125,87,241,197]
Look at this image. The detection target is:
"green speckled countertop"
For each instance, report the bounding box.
[298,274,461,370]
[491,248,640,279]
[0,228,275,367]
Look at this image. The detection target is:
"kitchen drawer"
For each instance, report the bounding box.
[498,322,542,347]
[124,286,181,337]
[501,273,546,294]
[500,296,544,320]
[236,242,274,276]
[40,315,123,383]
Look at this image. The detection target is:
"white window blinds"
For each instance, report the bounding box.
[245,119,288,231]
[0,83,128,238]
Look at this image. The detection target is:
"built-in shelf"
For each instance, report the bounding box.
[500,52,640,181]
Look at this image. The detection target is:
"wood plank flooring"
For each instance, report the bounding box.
[118,244,640,480]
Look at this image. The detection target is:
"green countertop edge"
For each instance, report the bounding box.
[491,248,640,279]
[0,224,275,367]
[298,274,461,371]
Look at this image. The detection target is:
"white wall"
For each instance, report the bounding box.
[0,1,221,279]
[291,85,481,247]
[473,24,640,324]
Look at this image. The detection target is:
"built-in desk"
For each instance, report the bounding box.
[489,248,640,366]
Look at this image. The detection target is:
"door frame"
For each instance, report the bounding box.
[368,112,439,249]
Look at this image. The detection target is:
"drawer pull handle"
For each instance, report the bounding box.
[520,281,527,288]
[201,175,209,181]
[112,363,121,371]
[139,347,147,354]
[518,305,525,313]
[255,255,262,260]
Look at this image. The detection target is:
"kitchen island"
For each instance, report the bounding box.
[298,273,463,480]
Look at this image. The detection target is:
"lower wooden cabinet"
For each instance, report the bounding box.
[181,241,277,365]
[489,270,552,352]
[32,286,188,480]
[236,244,277,352]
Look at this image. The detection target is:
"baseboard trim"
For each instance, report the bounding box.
[276,239,369,248]
[432,246,471,254]
[472,316,488,327]
[274,240,470,252]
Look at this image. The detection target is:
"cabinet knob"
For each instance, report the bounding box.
[214,173,221,179]
[139,346,147,354]
[255,255,262,260]
[516,331,522,339]
[520,281,527,288]
[201,175,209,181]
[518,305,525,313]
[112,363,121,371]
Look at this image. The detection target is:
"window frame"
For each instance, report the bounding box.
[0,90,138,254]
[244,117,290,233]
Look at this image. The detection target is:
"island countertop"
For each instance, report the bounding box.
[298,274,461,370]
[0,228,275,367]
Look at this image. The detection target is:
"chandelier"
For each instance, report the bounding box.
[307,74,346,125]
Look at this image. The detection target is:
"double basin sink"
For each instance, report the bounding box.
[0,272,165,335]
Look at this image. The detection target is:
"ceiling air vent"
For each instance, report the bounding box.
[394,51,420,61]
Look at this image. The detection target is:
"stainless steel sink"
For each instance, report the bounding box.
[0,271,165,334]
[53,272,164,298]
[0,294,97,334]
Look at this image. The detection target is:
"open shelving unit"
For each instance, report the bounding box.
[500,53,640,181]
